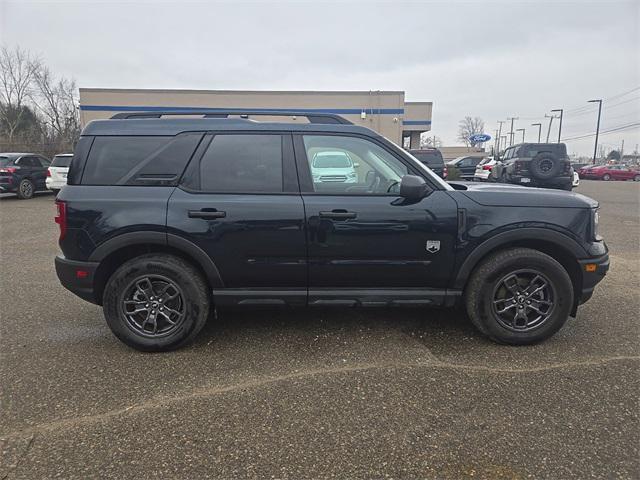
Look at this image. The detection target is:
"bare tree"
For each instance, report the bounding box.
[0,46,41,142]
[32,65,80,151]
[420,134,442,148]
[457,116,485,146]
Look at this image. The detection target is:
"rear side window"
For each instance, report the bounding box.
[51,155,72,167]
[193,134,283,193]
[82,134,202,185]
[411,151,443,167]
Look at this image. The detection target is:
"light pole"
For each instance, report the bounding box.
[516,128,525,143]
[551,108,563,143]
[531,123,542,142]
[544,114,556,142]
[507,117,518,146]
[588,99,603,164]
[497,120,505,152]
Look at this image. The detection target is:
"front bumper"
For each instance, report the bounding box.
[577,250,609,306]
[55,255,100,304]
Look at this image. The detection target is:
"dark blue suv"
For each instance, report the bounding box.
[54,111,609,351]
[0,153,51,199]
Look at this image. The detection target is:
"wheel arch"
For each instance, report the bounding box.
[455,228,586,314]
[90,232,223,305]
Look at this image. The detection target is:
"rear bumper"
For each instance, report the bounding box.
[508,174,572,187]
[46,178,66,190]
[55,255,100,304]
[577,251,609,305]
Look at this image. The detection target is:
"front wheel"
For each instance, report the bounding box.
[102,254,210,351]
[602,174,611,181]
[465,248,574,345]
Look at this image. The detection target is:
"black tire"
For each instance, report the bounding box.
[634,175,640,182]
[464,248,573,345]
[529,154,562,180]
[16,178,34,199]
[103,254,210,352]
[602,174,611,181]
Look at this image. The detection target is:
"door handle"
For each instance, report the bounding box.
[319,210,357,220]
[188,209,226,219]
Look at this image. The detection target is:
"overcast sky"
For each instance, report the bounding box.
[1,0,638,156]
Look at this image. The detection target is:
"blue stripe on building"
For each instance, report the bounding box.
[80,105,406,115]
[402,120,432,125]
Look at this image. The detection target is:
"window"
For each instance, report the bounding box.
[197,134,283,193]
[51,155,72,167]
[17,157,38,167]
[303,135,409,195]
[37,156,51,167]
[82,134,201,186]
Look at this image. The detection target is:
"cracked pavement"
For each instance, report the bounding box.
[1,180,639,479]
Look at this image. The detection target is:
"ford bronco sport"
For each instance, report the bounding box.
[54,111,609,351]
[493,143,573,190]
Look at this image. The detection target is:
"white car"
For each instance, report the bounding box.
[46,153,73,193]
[473,157,497,181]
[572,170,580,188]
[311,151,358,183]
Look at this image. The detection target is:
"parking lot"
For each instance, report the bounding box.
[0,180,638,479]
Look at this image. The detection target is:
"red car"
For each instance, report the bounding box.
[578,164,640,181]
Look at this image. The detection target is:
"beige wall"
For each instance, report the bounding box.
[440,146,487,161]
[79,88,432,146]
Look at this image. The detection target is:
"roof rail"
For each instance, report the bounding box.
[110,110,353,125]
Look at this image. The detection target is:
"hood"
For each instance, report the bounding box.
[449,182,598,208]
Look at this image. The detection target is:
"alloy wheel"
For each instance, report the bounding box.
[491,269,556,332]
[119,275,186,337]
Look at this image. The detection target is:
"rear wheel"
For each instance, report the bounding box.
[465,248,573,345]
[103,254,210,351]
[16,179,34,199]
[634,175,640,182]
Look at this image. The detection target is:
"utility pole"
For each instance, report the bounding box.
[497,121,505,152]
[588,99,603,164]
[551,108,563,143]
[516,128,525,143]
[531,123,542,143]
[507,117,518,146]
[544,114,555,142]
[620,139,624,162]
[494,129,499,155]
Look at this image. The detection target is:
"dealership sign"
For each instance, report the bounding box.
[469,133,491,143]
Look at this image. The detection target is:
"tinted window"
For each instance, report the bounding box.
[198,134,283,193]
[304,135,408,195]
[312,153,352,168]
[522,144,567,158]
[51,155,72,167]
[410,150,443,167]
[82,134,201,186]
[0,157,12,167]
[37,156,50,167]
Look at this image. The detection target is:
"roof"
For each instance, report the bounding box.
[81,118,380,137]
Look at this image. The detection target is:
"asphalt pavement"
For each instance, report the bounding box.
[0,180,638,479]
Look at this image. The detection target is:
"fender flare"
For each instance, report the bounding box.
[89,231,224,288]
[453,227,587,289]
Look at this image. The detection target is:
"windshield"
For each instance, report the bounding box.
[51,155,72,167]
[0,157,13,167]
[404,151,453,191]
[312,153,352,168]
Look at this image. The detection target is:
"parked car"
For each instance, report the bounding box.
[578,164,640,181]
[46,153,73,194]
[408,148,445,178]
[493,143,573,190]
[0,153,51,199]
[55,110,609,352]
[572,170,580,188]
[446,156,484,180]
[474,157,497,182]
[310,151,358,184]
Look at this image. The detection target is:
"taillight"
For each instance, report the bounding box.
[483,165,493,171]
[55,200,67,241]
[564,161,572,174]
[0,167,17,174]
[47,168,51,177]
[514,160,524,172]
[443,166,448,178]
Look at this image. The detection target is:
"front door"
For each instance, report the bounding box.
[167,133,307,305]
[294,133,458,305]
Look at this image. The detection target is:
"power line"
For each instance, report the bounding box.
[561,122,640,141]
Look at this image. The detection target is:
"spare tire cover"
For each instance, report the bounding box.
[529,153,562,180]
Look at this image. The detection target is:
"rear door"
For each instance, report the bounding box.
[167,132,307,306]
[294,133,458,304]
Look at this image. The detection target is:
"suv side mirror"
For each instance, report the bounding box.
[399,175,432,200]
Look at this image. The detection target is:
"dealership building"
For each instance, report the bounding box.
[79,88,432,148]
